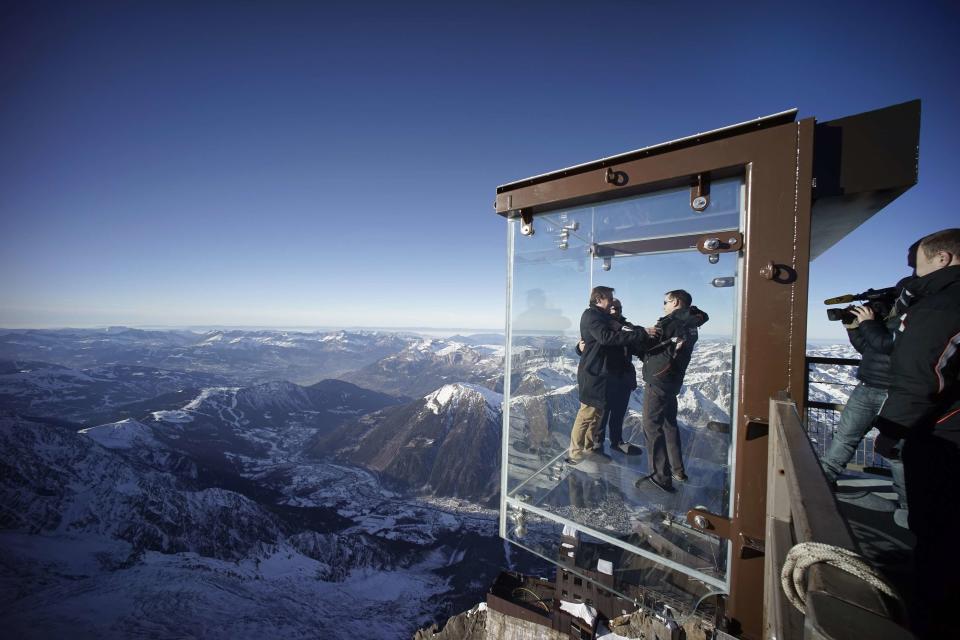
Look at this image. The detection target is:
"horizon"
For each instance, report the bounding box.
[2,1,957,340]
[0,323,854,348]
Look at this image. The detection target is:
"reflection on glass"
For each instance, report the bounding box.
[504,502,724,618]
[503,178,742,613]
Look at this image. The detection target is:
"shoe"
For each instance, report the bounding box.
[614,442,643,456]
[672,471,688,482]
[564,457,582,466]
[643,474,675,493]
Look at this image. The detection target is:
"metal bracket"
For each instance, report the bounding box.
[519,210,535,236]
[605,167,629,187]
[739,533,765,559]
[696,232,743,255]
[691,173,711,211]
[686,508,731,539]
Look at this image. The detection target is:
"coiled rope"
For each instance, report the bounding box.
[780,542,901,614]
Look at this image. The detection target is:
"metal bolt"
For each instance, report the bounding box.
[703,238,720,251]
[708,254,720,264]
[694,515,709,529]
[692,196,708,211]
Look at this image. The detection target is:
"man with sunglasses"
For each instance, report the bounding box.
[638,290,709,493]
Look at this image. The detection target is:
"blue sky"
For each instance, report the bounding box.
[1,1,957,340]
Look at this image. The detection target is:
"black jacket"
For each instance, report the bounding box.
[575,314,640,390]
[577,306,650,409]
[641,306,709,393]
[847,314,898,388]
[877,265,960,440]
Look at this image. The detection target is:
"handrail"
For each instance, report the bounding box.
[763,394,912,639]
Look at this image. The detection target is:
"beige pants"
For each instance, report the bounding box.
[569,403,604,459]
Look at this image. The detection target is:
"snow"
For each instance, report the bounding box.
[151,410,194,423]
[560,600,597,627]
[184,386,240,412]
[79,419,158,449]
[0,534,456,640]
[423,383,503,416]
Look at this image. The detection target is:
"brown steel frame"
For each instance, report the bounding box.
[496,117,815,639]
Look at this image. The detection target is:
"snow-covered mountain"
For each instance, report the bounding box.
[0,328,417,386]
[1,414,282,558]
[0,410,541,639]
[0,326,860,639]
[315,383,504,505]
[138,379,401,483]
[0,359,230,424]
[341,337,504,397]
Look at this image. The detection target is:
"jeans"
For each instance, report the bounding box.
[821,382,908,511]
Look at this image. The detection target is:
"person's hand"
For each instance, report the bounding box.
[842,308,861,329]
[852,305,875,323]
[577,339,585,351]
[645,326,660,337]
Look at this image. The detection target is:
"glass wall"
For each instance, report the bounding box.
[502,177,742,613]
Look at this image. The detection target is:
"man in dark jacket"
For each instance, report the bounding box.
[638,290,708,492]
[568,286,652,464]
[820,305,908,525]
[875,228,960,639]
[576,299,644,456]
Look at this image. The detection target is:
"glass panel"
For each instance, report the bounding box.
[504,499,725,619]
[502,177,741,606]
[592,178,740,244]
[506,208,592,497]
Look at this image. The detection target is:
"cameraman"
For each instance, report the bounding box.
[820,303,907,526]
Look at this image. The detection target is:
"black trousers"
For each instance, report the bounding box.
[902,430,960,638]
[597,374,632,447]
[642,384,684,484]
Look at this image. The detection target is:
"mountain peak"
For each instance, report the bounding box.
[423,383,502,416]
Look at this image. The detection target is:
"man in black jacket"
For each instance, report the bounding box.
[576,299,645,456]
[568,286,652,465]
[637,290,708,492]
[820,305,908,525]
[876,228,960,638]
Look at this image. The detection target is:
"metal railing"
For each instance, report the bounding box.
[763,394,910,639]
[803,356,889,470]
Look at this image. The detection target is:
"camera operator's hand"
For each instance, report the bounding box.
[645,326,660,338]
[842,305,874,329]
[852,305,875,323]
[577,339,585,352]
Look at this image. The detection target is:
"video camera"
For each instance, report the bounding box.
[824,287,898,324]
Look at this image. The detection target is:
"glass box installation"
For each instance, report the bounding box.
[501,177,744,612]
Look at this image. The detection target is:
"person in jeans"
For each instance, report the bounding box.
[567,286,652,465]
[576,299,644,456]
[820,305,908,526]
